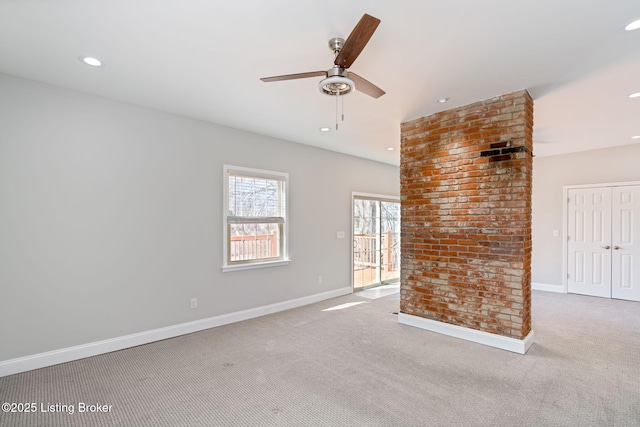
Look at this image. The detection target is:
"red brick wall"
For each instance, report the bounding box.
[400,90,533,340]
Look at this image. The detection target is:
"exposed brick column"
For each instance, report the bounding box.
[400,90,533,342]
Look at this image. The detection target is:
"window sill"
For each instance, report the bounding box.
[222,259,291,273]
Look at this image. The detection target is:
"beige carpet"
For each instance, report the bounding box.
[1,290,639,426]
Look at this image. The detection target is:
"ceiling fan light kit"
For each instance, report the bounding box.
[319,75,355,96]
[261,13,384,129]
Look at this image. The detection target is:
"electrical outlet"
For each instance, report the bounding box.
[317,276,323,285]
[190,298,198,309]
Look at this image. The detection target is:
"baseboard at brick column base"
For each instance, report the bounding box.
[398,313,535,354]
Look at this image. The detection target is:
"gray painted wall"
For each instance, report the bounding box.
[0,74,399,361]
[532,144,640,287]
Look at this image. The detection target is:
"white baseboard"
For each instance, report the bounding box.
[398,313,535,354]
[532,282,565,293]
[0,286,352,378]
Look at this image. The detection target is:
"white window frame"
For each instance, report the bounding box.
[222,165,290,272]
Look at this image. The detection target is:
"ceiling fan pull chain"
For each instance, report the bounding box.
[336,94,339,130]
[342,94,345,122]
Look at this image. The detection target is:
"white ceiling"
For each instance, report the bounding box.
[1,1,639,165]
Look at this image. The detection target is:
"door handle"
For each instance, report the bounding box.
[614,246,622,250]
[601,245,611,249]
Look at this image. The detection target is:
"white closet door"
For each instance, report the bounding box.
[611,185,640,302]
[567,188,612,298]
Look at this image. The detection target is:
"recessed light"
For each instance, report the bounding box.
[437,97,449,103]
[632,135,640,139]
[386,147,395,151]
[78,56,103,67]
[625,19,640,31]
[319,127,331,132]
[629,92,640,99]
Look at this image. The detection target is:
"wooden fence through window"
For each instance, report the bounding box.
[230,232,278,261]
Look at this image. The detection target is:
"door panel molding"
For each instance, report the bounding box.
[567,187,611,298]
[611,185,640,301]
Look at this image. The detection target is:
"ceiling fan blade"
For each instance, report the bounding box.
[261,71,327,82]
[334,14,381,69]
[349,72,385,98]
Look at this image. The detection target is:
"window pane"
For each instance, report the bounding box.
[381,201,400,282]
[229,223,281,262]
[228,176,283,218]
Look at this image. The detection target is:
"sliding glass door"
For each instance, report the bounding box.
[353,195,400,290]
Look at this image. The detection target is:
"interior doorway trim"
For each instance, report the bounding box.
[351,192,400,292]
[562,180,640,294]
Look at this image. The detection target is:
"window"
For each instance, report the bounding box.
[223,165,289,271]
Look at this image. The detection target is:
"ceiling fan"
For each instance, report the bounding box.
[260,13,385,99]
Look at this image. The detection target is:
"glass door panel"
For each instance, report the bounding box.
[353,197,400,290]
[381,201,400,283]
